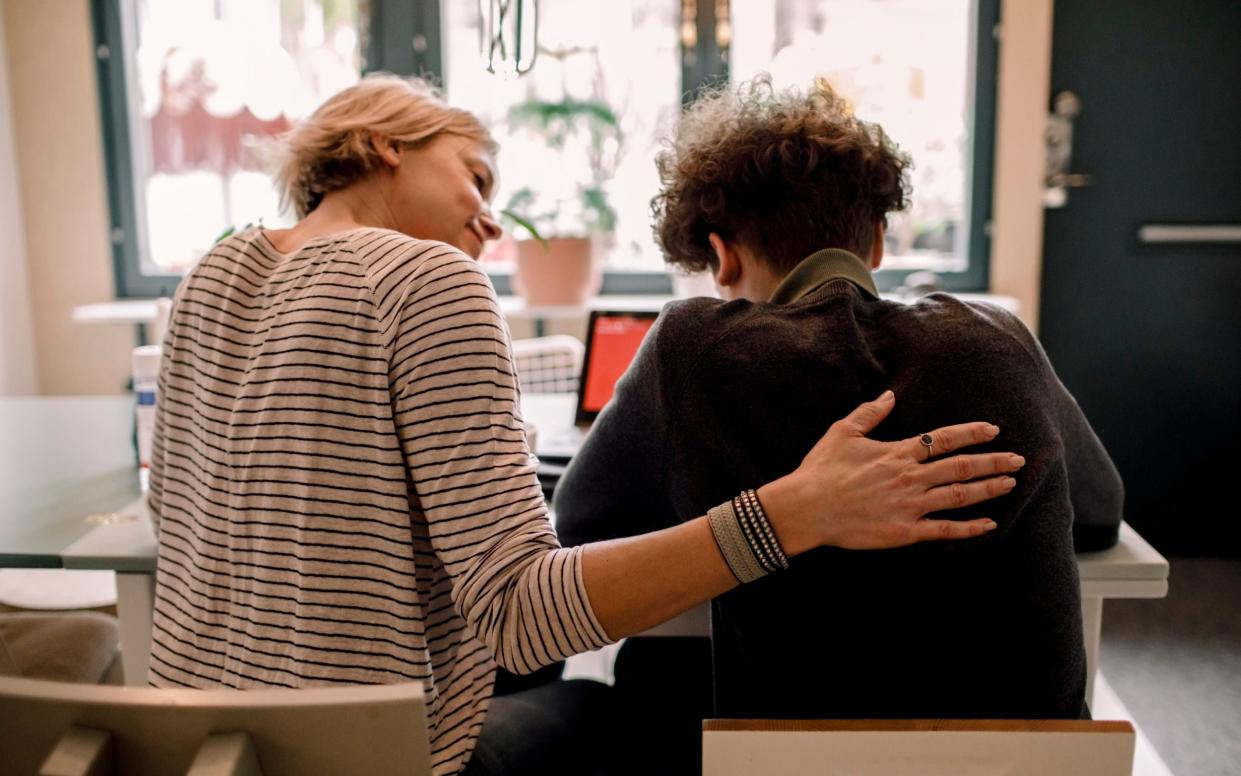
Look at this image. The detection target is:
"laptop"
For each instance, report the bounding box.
[535,309,660,463]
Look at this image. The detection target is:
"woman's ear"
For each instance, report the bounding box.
[370,131,402,168]
[709,233,741,288]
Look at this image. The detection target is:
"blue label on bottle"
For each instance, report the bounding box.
[137,390,156,406]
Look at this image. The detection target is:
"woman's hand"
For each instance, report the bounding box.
[759,390,1024,555]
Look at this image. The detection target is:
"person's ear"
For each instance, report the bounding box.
[709,232,741,288]
[370,131,402,168]
[869,222,886,270]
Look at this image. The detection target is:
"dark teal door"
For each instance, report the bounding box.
[1040,0,1241,554]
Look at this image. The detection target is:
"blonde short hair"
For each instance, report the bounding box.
[273,73,496,218]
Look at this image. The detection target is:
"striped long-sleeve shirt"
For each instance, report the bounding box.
[147,226,612,775]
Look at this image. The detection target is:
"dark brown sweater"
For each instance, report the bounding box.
[555,249,1123,721]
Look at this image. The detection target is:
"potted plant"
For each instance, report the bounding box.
[499,95,621,306]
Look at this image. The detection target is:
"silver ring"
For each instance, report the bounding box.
[920,433,934,458]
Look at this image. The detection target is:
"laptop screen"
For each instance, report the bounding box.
[577,311,659,423]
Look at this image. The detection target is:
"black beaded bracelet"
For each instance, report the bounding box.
[734,490,789,572]
[733,495,778,573]
[732,495,764,571]
[742,488,789,570]
[707,489,792,584]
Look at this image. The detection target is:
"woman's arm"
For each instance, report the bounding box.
[581,390,1021,639]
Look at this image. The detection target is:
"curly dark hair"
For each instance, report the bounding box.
[652,75,912,273]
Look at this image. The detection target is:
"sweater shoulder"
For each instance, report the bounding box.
[640,297,761,374]
[892,294,1046,371]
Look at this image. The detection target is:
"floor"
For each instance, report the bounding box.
[1093,673,1174,776]
[563,651,1182,775]
[1098,557,1241,776]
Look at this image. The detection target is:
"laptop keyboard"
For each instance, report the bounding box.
[537,425,587,461]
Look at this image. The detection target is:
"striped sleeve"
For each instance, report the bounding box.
[381,249,612,672]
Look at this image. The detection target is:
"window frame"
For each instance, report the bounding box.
[949,0,1000,294]
[93,0,169,298]
[94,0,996,299]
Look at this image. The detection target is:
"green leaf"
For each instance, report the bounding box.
[500,209,550,252]
[506,97,621,148]
[581,187,617,233]
[502,96,621,238]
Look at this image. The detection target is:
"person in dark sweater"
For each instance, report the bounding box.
[554,76,1123,772]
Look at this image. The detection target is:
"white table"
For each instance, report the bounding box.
[61,516,156,686]
[1076,523,1169,703]
[0,398,139,567]
[31,395,1167,701]
[0,397,145,683]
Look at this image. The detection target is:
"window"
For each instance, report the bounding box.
[729,0,997,291]
[94,0,363,297]
[442,0,681,278]
[96,0,678,298]
[95,0,995,297]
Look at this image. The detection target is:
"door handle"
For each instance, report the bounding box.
[1138,224,1241,244]
[1047,172,1093,188]
[1044,91,1093,207]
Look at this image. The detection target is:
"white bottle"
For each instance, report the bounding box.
[132,345,162,491]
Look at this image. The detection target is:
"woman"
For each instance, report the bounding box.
[146,74,1018,776]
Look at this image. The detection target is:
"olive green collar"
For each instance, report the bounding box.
[768,248,879,305]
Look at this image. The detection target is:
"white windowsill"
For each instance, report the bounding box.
[72,292,1020,326]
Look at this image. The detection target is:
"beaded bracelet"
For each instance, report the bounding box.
[707,488,791,583]
[739,488,790,571]
[731,495,777,574]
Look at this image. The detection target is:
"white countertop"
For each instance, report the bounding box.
[73,291,1021,326]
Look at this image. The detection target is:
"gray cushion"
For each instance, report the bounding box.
[0,612,120,683]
